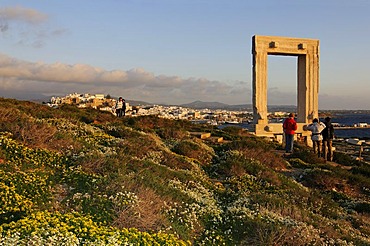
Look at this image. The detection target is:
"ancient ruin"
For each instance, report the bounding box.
[252,35,320,143]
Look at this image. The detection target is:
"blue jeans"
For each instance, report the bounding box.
[285,134,294,152]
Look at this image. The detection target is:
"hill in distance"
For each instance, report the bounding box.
[180,100,298,112]
[1,92,301,112]
[4,93,367,113]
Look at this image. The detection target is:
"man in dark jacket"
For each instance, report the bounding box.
[122,98,127,116]
[283,113,297,153]
[322,117,335,161]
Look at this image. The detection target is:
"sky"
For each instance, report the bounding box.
[0,0,370,110]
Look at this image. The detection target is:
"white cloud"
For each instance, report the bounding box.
[267,87,296,105]
[0,53,250,104]
[0,5,48,24]
[319,94,370,110]
[1,52,367,109]
[2,52,366,108]
[0,5,65,47]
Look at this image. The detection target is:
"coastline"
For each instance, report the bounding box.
[217,121,370,162]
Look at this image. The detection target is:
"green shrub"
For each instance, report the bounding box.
[301,168,340,190]
[333,151,361,166]
[172,139,215,166]
[289,149,325,164]
[353,202,370,214]
[351,163,370,178]
[216,138,288,170]
[289,158,310,168]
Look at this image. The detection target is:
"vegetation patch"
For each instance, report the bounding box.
[0,98,369,245]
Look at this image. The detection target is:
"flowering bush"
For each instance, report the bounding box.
[0,134,56,223]
[0,182,33,223]
[0,211,189,245]
[44,118,123,158]
[0,132,67,169]
[64,189,138,223]
[0,169,51,223]
[165,178,223,242]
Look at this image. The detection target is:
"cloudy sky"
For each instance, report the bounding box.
[0,1,370,109]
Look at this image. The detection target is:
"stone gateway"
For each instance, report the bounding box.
[252,35,320,144]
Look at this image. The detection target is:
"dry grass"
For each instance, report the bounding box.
[241,148,287,171]
[240,223,311,246]
[112,185,169,231]
[80,156,109,175]
[12,122,57,147]
[229,163,247,177]
[0,106,19,122]
[0,106,56,147]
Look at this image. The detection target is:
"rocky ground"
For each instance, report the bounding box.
[334,139,370,163]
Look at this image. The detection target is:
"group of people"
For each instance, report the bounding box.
[115,97,126,117]
[283,113,334,161]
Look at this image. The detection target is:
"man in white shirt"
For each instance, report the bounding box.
[307,118,326,157]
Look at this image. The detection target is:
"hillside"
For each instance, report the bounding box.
[0,98,369,245]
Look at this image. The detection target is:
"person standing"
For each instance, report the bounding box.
[322,117,335,161]
[115,97,124,117]
[283,113,297,153]
[307,118,326,157]
[122,98,127,116]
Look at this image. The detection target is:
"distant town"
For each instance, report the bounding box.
[47,93,370,128]
[47,93,275,125]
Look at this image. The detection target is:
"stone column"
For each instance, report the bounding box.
[297,51,319,123]
[297,55,307,123]
[252,39,268,125]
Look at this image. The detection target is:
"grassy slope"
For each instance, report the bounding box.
[0,98,369,245]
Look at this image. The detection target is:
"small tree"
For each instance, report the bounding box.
[106,94,112,99]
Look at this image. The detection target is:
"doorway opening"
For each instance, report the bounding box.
[267,55,297,123]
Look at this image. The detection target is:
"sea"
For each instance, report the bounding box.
[220,112,370,139]
[330,112,370,139]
